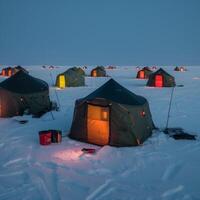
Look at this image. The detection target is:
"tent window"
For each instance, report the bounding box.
[2,70,6,76]
[93,70,97,77]
[8,69,12,77]
[155,75,163,87]
[139,71,145,79]
[59,75,65,88]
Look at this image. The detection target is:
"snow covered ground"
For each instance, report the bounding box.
[0,65,200,200]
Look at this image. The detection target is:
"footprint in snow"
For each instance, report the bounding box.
[86,179,113,200]
[162,162,182,181]
[3,158,23,168]
[161,185,184,198]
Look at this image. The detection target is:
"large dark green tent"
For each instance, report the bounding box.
[55,67,85,88]
[146,68,176,87]
[91,66,106,77]
[0,71,51,117]
[136,67,152,79]
[69,79,155,147]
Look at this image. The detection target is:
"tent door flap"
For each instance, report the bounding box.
[155,75,163,87]
[140,71,145,79]
[87,104,109,145]
[59,75,65,88]
[93,71,97,77]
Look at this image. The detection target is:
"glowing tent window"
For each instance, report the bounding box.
[2,70,6,76]
[8,69,12,77]
[93,70,97,77]
[155,75,163,87]
[59,75,65,88]
[139,71,145,79]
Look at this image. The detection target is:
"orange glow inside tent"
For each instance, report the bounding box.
[92,70,97,77]
[139,70,145,79]
[59,75,65,88]
[87,105,109,145]
[155,75,163,87]
[2,69,6,76]
[8,69,12,77]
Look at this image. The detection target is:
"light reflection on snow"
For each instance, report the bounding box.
[193,77,200,79]
[55,88,65,91]
[53,148,84,162]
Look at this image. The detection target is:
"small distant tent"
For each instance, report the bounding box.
[55,67,85,88]
[91,66,106,77]
[136,67,152,79]
[174,66,180,71]
[69,79,155,147]
[174,66,186,72]
[1,66,28,77]
[1,67,13,77]
[0,71,51,117]
[107,66,116,69]
[146,68,176,87]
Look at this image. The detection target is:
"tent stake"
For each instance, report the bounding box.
[50,110,55,120]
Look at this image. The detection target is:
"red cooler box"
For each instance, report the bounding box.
[50,130,62,143]
[39,131,52,145]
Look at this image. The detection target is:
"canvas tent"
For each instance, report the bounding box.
[91,66,106,77]
[0,71,51,117]
[69,79,155,147]
[1,67,13,77]
[55,67,85,88]
[174,66,186,72]
[146,68,176,87]
[136,67,152,79]
[1,66,28,77]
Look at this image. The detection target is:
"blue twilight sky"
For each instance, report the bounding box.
[0,0,200,66]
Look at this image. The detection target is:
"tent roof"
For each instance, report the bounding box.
[153,68,174,77]
[142,67,152,72]
[82,79,147,105]
[57,67,84,76]
[92,66,105,71]
[0,71,49,94]
[2,67,12,70]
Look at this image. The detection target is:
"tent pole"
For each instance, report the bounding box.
[50,110,55,120]
[165,86,175,130]
[49,70,61,109]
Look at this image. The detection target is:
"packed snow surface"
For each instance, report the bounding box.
[0,65,200,200]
